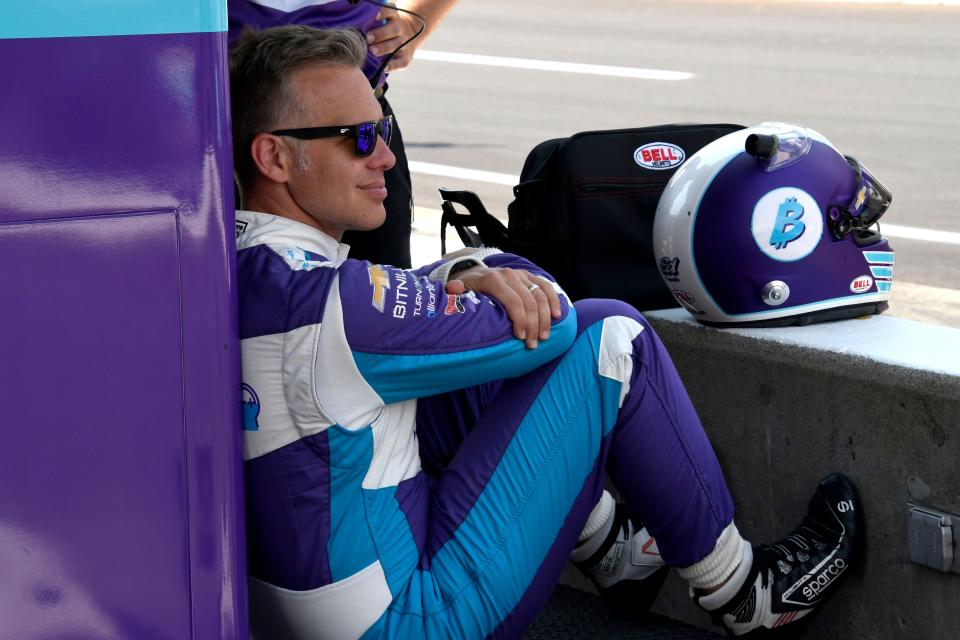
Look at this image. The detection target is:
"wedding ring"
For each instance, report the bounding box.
[526,283,540,292]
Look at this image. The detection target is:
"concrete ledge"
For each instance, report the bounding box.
[642,309,960,639]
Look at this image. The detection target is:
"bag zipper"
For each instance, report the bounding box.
[577,179,670,197]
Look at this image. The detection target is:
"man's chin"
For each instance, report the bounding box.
[358,208,387,232]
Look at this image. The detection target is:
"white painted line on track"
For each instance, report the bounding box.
[408,161,518,186]
[410,161,960,247]
[414,50,694,81]
[883,224,960,245]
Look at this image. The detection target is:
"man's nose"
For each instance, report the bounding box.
[371,134,396,170]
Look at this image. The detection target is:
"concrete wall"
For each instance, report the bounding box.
[640,309,960,639]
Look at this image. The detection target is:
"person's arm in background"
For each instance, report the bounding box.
[366,0,458,72]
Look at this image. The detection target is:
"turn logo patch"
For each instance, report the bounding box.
[751,187,823,262]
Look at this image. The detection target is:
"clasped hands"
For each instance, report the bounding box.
[445,266,562,350]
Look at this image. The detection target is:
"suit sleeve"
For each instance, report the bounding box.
[327,257,576,406]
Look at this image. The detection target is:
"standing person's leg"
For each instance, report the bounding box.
[342,89,413,268]
[365,299,736,638]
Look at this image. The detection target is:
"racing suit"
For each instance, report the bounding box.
[236,210,735,639]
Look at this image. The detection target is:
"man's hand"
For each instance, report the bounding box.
[446,267,562,349]
[366,6,423,72]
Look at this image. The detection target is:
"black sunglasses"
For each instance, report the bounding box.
[271,115,393,157]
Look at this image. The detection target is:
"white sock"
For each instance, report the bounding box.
[678,522,748,590]
[570,490,615,562]
[696,544,754,611]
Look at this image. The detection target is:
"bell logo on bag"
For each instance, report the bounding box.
[634,142,686,170]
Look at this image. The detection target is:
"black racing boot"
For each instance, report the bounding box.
[695,473,864,637]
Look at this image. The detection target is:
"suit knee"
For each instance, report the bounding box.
[573,298,643,334]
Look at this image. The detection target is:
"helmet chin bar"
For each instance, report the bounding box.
[828,156,893,241]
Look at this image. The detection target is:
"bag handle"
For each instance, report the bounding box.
[439,188,509,254]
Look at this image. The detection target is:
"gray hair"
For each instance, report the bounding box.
[230,26,367,185]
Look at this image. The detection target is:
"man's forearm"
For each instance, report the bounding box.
[396,0,457,41]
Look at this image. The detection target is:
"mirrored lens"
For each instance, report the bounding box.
[356,122,377,156]
[381,117,393,147]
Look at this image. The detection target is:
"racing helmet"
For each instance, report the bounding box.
[653,122,894,326]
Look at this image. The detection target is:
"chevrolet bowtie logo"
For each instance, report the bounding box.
[369,264,390,313]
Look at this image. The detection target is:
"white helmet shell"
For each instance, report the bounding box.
[653,122,894,326]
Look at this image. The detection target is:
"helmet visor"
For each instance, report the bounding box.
[829,156,893,239]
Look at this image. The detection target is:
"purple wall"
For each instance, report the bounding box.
[0,30,246,639]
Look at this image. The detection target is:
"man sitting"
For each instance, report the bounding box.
[230,25,863,639]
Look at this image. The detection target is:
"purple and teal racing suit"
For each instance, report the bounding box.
[236,210,735,639]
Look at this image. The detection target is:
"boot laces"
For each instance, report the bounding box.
[757,518,833,589]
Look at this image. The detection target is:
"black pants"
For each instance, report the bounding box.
[342,89,413,268]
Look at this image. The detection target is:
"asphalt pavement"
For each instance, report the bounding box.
[389,0,960,327]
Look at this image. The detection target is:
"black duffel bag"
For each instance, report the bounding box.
[441,123,744,311]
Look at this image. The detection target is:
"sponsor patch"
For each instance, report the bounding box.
[659,256,681,282]
[801,558,847,602]
[368,264,391,313]
[444,294,466,315]
[782,554,847,606]
[411,278,438,319]
[392,269,410,319]
[850,275,873,294]
[634,142,686,170]
[241,383,260,432]
[751,187,823,262]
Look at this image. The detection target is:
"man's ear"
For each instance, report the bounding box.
[250,133,294,184]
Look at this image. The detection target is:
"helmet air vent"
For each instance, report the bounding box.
[746,134,779,159]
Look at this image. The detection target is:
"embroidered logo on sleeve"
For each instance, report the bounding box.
[444,293,466,315]
[241,383,261,432]
[369,264,391,313]
[443,291,480,316]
